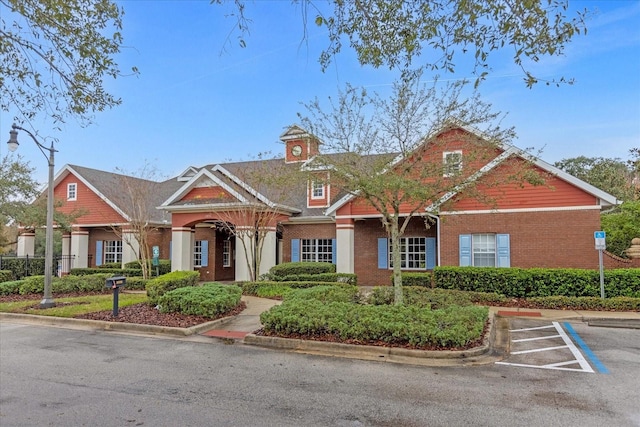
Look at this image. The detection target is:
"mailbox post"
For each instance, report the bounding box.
[105,276,126,317]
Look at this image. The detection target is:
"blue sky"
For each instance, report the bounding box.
[2,0,639,184]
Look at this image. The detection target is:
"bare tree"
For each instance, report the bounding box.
[299,72,543,304]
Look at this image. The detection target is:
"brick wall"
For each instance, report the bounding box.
[282,223,336,263]
[440,209,603,269]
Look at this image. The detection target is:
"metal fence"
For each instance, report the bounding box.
[0,255,76,279]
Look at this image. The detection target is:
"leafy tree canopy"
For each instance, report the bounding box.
[214,0,589,87]
[601,201,640,258]
[554,155,636,202]
[0,0,136,126]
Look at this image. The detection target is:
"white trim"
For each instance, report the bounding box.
[439,205,603,215]
[161,167,250,207]
[66,182,77,201]
[283,216,334,225]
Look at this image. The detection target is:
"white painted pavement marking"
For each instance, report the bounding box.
[496,321,595,373]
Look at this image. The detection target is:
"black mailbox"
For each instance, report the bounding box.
[105,276,126,317]
[105,276,126,289]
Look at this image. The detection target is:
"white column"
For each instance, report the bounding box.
[17,231,35,257]
[121,230,140,267]
[235,229,253,282]
[336,220,355,274]
[171,227,193,272]
[61,234,71,274]
[71,230,89,268]
[258,229,277,277]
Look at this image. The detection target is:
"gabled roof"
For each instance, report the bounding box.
[324,124,620,217]
[58,164,181,224]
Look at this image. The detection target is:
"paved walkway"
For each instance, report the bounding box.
[201,296,281,339]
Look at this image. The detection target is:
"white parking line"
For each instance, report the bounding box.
[496,321,595,373]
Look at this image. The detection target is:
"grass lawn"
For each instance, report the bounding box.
[0,293,148,317]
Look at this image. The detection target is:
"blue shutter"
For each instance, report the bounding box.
[459,234,471,266]
[331,238,337,264]
[496,234,510,268]
[201,240,209,267]
[291,239,300,262]
[426,237,436,270]
[95,241,103,266]
[377,238,388,269]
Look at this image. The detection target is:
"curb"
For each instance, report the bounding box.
[585,318,640,329]
[242,313,509,367]
[0,312,231,337]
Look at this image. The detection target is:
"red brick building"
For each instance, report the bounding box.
[16,125,622,285]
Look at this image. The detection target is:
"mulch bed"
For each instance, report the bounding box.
[0,292,246,329]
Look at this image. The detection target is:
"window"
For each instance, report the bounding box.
[472,234,496,267]
[104,240,122,264]
[67,183,77,200]
[389,237,426,269]
[443,151,463,177]
[301,238,333,263]
[311,180,324,199]
[459,233,510,267]
[222,239,231,267]
[194,240,209,267]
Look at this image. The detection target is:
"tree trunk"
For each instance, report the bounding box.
[390,216,404,305]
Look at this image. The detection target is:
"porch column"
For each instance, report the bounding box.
[258,228,277,277]
[235,228,253,282]
[121,229,139,267]
[71,230,89,268]
[171,227,193,272]
[16,231,35,257]
[61,233,72,274]
[336,218,355,274]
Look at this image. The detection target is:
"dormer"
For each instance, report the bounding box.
[280,125,321,163]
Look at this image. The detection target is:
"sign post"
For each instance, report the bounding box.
[152,246,160,277]
[594,231,606,299]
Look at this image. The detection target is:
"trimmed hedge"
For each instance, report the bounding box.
[521,296,640,311]
[260,299,488,348]
[0,270,13,283]
[284,285,360,304]
[70,268,143,277]
[268,262,336,278]
[271,272,357,285]
[157,283,242,317]
[367,286,508,309]
[241,281,353,296]
[13,273,112,295]
[0,280,23,295]
[0,257,45,279]
[125,259,172,276]
[432,267,640,298]
[146,270,200,306]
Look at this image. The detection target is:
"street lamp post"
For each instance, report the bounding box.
[7,124,57,308]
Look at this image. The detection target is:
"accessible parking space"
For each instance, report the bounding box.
[496,318,608,374]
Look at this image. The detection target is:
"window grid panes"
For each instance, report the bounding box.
[443,151,462,177]
[222,240,231,267]
[312,181,324,198]
[67,183,77,200]
[389,237,426,269]
[301,238,333,263]
[104,240,122,264]
[473,234,496,267]
[194,240,203,267]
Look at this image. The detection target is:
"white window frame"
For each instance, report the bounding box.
[67,183,77,201]
[443,150,463,177]
[301,238,333,263]
[311,180,325,199]
[104,240,122,264]
[222,239,231,267]
[472,233,496,267]
[389,237,426,270]
[194,240,203,267]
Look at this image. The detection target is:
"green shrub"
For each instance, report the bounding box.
[0,257,45,279]
[0,280,23,295]
[268,262,336,278]
[254,284,295,299]
[273,272,357,285]
[98,262,122,269]
[146,270,200,306]
[122,276,148,291]
[400,272,433,287]
[524,296,640,311]
[157,283,242,317]
[433,266,640,298]
[260,299,488,348]
[18,275,44,294]
[70,268,143,277]
[125,259,171,276]
[0,270,13,283]
[284,285,360,304]
[54,274,111,293]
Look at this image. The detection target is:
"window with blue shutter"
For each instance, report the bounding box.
[331,238,336,264]
[291,239,300,262]
[496,234,510,268]
[459,235,472,266]
[201,240,209,267]
[378,238,388,269]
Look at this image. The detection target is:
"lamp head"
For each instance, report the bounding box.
[7,128,19,152]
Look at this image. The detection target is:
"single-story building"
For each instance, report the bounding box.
[16,124,630,285]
